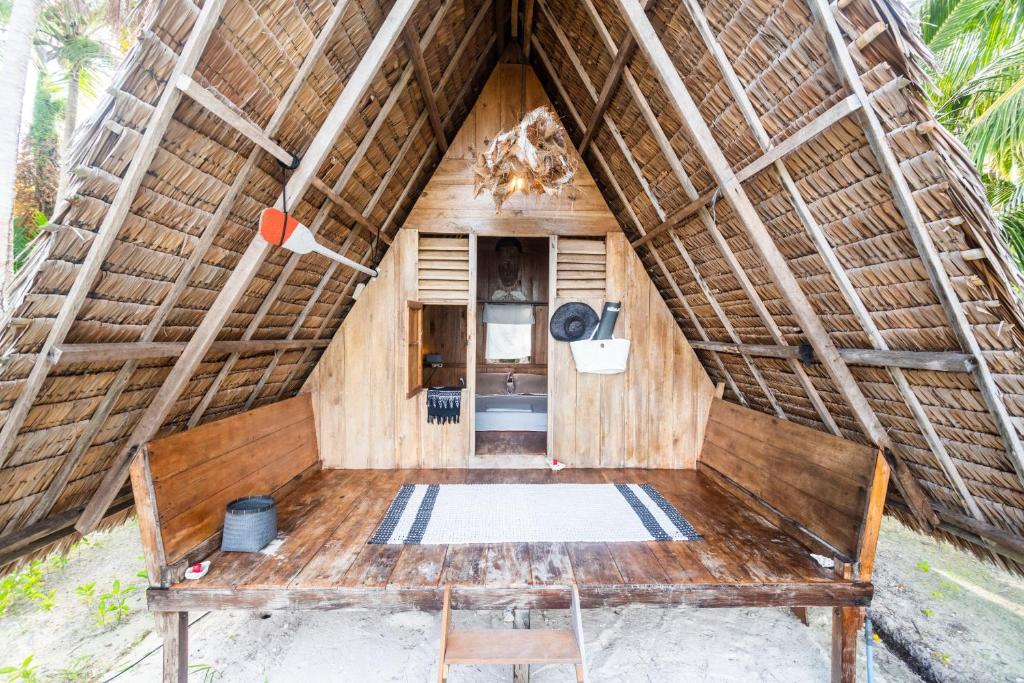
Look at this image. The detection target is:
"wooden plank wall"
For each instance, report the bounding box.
[144,394,319,564]
[305,230,475,468]
[549,233,716,468]
[700,398,879,558]
[403,64,618,237]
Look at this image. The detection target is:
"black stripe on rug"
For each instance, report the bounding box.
[404,484,440,545]
[369,484,415,544]
[614,483,670,541]
[639,483,702,540]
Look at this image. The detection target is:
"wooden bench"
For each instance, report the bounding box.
[699,397,890,683]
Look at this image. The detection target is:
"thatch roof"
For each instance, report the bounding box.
[2,0,1023,575]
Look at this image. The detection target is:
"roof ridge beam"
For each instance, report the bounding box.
[75,0,423,535]
[806,0,1024,489]
[0,0,229,471]
[678,0,990,528]
[613,0,938,526]
[10,0,358,533]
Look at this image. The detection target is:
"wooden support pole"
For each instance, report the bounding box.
[0,0,228,471]
[403,24,448,152]
[831,566,858,683]
[513,608,530,683]
[75,0,423,535]
[176,76,296,166]
[809,0,1024,488]
[156,612,188,683]
[613,0,937,526]
[11,0,355,532]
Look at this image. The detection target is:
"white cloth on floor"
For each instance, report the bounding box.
[485,323,532,360]
[484,304,533,360]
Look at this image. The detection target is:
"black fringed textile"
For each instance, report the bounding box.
[426,387,462,424]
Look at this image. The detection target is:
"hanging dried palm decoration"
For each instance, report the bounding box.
[472,106,578,212]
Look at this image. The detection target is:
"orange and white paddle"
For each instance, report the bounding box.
[259,208,377,276]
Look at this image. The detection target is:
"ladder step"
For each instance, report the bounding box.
[444,629,581,665]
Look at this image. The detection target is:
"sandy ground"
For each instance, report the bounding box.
[1,517,1021,682]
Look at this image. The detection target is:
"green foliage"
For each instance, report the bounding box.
[931,650,953,665]
[94,579,136,625]
[0,656,39,683]
[189,663,223,683]
[74,582,96,606]
[921,607,936,617]
[53,656,97,682]
[916,0,1024,268]
[916,559,931,572]
[0,561,58,616]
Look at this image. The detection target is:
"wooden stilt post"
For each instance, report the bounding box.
[157,612,188,683]
[513,608,531,683]
[830,563,857,683]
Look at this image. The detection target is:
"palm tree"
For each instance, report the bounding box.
[0,0,43,307]
[35,0,116,173]
[915,0,1024,267]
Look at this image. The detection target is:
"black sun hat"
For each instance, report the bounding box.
[550,302,600,342]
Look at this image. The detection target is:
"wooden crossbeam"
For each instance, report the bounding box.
[9,0,357,535]
[176,76,297,166]
[403,24,447,152]
[0,0,228,472]
[578,31,637,154]
[613,0,938,526]
[310,177,381,236]
[686,340,975,372]
[48,339,332,365]
[678,0,986,526]
[559,0,836,429]
[807,0,1024,489]
[531,40,749,407]
[75,0,423,535]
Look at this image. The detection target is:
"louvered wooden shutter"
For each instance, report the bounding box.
[418,236,470,304]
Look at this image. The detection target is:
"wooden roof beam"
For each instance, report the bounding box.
[679,0,990,526]
[48,339,332,365]
[244,4,494,411]
[521,0,535,60]
[532,39,751,407]
[556,0,836,431]
[75,0,423,535]
[0,0,228,472]
[578,31,637,154]
[613,0,938,527]
[8,0,358,534]
[687,340,975,373]
[808,0,1024,489]
[310,177,385,239]
[175,75,298,167]
[403,24,447,153]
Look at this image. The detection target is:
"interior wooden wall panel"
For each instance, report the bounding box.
[700,398,879,558]
[145,394,319,563]
[404,64,619,237]
[550,233,715,468]
[307,230,473,469]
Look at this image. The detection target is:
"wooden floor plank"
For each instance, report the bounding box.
[388,545,449,587]
[528,543,574,585]
[565,542,624,586]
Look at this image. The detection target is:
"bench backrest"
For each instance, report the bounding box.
[132,394,319,574]
[700,398,887,565]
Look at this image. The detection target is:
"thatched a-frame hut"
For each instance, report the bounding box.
[2,0,1024,679]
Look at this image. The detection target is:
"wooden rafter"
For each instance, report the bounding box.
[531,39,750,407]
[678,0,992,527]
[686,340,975,373]
[75,0,423,535]
[542,0,838,432]
[0,0,228,472]
[241,0,492,413]
[521,0,535,59]
[806,0,1024,488]
[403,24,447,153]
[11,0,356,533]
[611,0,937,527]
[577,31,637,154]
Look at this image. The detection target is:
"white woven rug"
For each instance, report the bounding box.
[368,483,700,545]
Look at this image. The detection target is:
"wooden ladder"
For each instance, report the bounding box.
[437,585,587,682]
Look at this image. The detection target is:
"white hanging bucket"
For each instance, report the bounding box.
[570,337,631,374]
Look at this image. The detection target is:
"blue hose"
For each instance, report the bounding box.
[864,615,875,683]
